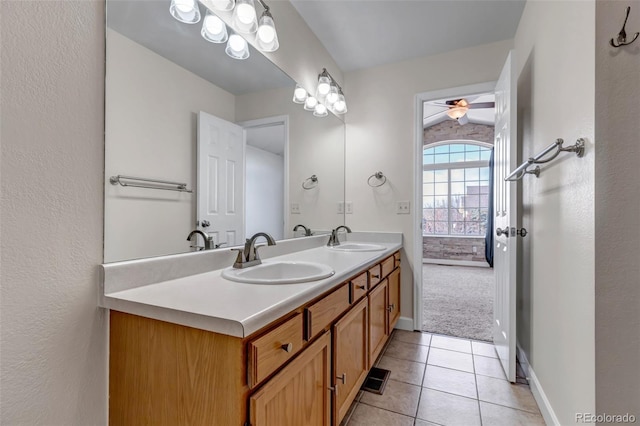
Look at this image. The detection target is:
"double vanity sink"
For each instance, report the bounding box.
[221,243,386,285]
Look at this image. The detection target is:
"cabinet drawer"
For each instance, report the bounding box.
[381,256,395,279]
[350,272,368,303]
[394,252,401,268]
[368,264,382,288]
[305,283,350,341]
[248,313,303,388]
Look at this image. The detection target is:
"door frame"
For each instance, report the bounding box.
[237,115,290,239]
[412,81,497,332]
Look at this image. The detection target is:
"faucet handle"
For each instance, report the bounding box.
[231,248,245,266]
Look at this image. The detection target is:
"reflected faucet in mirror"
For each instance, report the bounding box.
[233,232,277,269]
[327,225,351,247]
[187,229,214,251]
[293,224,313,237]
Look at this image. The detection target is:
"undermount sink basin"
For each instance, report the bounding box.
[327,243,386,252]
[221,261,335,284]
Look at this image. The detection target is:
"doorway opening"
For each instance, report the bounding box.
[414,84,496,342]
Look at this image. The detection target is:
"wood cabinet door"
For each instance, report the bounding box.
[387,267,401,333]
[249,332,331,426]
[332,297,368,424]
[368,279,388,369]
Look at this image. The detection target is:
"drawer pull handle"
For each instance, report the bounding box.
[387,303,395,312]
[356,285,366,290]
[336,373,346,384]
[281,343,293,353]
[371,274,380,279]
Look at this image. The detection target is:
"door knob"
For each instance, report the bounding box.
[201,220,210,228]
[516,228,528,237]
[496,227,510,237]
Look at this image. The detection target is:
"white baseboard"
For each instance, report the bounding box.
[422,258,490,268]
[395,316,414,331]
[517,344,560,426]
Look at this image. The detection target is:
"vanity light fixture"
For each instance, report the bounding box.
[170,0,201,23]
[303,96,318,111]
[313,103,328,117]
[292,68,347,117]
[208,0,235,11]
[233,0,258,33]
[225,32,250,60]
[256,6,279,52]
[201,11,229,43]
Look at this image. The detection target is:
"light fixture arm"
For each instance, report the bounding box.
[256,0,270,14]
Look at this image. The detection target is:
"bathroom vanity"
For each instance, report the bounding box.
[101,234,402,425]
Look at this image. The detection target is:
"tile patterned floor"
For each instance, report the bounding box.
[342,331,545,426]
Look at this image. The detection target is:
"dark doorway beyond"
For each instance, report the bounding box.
[422,264,494,341]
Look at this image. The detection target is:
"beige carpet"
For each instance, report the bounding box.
[422,264,494,341]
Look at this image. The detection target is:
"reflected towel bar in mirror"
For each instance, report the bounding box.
[109,175,193,193]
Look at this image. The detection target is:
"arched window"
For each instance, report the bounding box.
[423,140,492,236]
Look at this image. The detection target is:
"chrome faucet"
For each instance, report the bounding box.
[187,229,214,250]
[327,225,351,247]
[233,232,277,269]
[293,224,312,236]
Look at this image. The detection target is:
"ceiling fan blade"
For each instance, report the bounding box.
[423,110,447,120]
[468,102,495,109]
[445,98,465,106]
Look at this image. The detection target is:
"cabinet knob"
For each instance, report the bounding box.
[281,343,293,353]
[387,303,395,312]
[336,373,346,384]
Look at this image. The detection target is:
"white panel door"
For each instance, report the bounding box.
[493,51,517,383]
[197,111,245,247]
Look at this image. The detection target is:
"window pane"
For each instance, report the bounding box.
[465,168,480,181]
[465,195,480,208]
[480,167,490,180]
[434,169,448,182]
[434,208,448,221]
[480,194,489,207]
[450,208,464,221]
[465,151,480,161]
[434,196,448,208]
[450,144,466,153]
[423,196,435,208]
[434,145,449,154]
[479,222,487,235]
[451,169,465,181]
[434,153,449,164]
[423,209,434,220]
[465,222,480,235]
[465,144,480,152]
[481,150,491,161]
[450,152,465,162]
[451,222,465,234]
[451,195,464,209]
[424,222,435,234]
[423,170,435,183]
[479,208,488,222]
[434,222,448,234]
[451,182,465,195]
[434,183,448,195]
[465,181,481,195]
[423,183,434,196]
[423,154,434,165]
[479,181,490,194]
[424,147,435,155]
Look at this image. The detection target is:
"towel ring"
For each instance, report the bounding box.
[367,172,387,187]
[302,175,318,190]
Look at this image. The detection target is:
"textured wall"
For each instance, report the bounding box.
[594,0,640,419]
[423,121,494,145]
[515,1,596,423]
[0,1,107,424]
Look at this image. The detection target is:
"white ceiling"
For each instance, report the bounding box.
[290,0,526,72]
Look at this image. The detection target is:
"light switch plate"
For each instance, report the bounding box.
[397,201,410,214]
[291,203,301,214]
[337,202,344,214]
[345,201,353,214]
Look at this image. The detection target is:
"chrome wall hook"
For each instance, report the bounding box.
[610,6,639,47]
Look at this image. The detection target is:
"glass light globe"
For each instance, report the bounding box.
[334,94,347,113]
[225,33,250,60]
[304,96,318,111]
[292,84,308,104]
[317,76,331,96]
[201,12,228,43]
[326,85,339,105]
[233,0,258,33]
[256,13,279,52]
[313,103,328,117]
[170,0,201,24]
[210,0,235,11]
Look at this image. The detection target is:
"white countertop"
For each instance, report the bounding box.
[100,233,402,338]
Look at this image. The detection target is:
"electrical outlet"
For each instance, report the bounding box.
[290,202,300,214]
[345,202,353,214]
[337,202,344,214]
[472,246,478,254]
[396,201,410,214]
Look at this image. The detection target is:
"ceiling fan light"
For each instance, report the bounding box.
[209,0,235,11]
[256,11,279,52]
[170,0,201,24]
[233,0,258,33]
[201,12,228,43]
[225,33,250,60]
[292,84,308,104]
[446,106,468,120]
[313,103,328,117]
[303,96,318,111]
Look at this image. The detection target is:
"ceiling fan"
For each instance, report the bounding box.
[425,98,495,125]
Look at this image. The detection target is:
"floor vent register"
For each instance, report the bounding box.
[361,367,391,395]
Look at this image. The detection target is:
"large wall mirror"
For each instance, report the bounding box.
[104,0,345,263]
